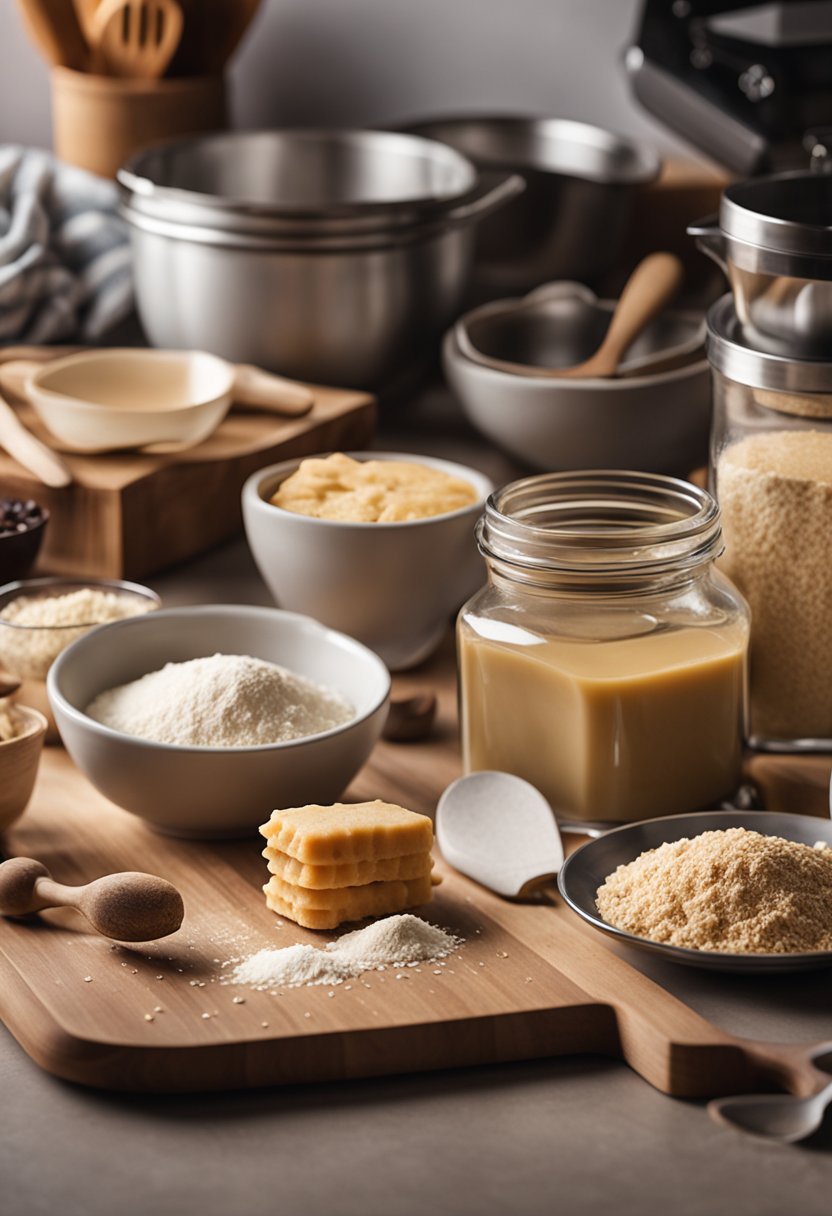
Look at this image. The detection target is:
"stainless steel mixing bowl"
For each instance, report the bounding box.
[690,171,832,357]
[119,129,480,236]
[123,173,523,388]
[401,115,661,294]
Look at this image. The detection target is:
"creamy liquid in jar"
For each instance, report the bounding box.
[457,471,750,825]
[459,619,747,823]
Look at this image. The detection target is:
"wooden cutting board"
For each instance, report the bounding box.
[0,385,376,579]
[0,640,828,1098]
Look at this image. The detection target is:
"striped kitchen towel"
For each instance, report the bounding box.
[0,145,133,344]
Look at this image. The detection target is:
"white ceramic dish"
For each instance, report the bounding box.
[26,349,235,453]
[47,605,390,838]
[242,452,493,670]
[442,330,711,474]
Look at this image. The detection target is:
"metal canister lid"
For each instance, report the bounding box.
[706,295,832,394]
[720,171,832,261]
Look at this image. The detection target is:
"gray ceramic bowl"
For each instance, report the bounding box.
[443,329,711,474]
[242,452,493,670]
[47,605,390,838]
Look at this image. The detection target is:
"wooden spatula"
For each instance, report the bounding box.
[0,392,72,488]
[72,0,102,45]
[91,0,183,77]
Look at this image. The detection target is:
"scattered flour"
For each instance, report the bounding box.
[229,914,463,989]
[85,652,354,747]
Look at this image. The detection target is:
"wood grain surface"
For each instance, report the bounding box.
[1,639,830,1097]
[0,383,376,579]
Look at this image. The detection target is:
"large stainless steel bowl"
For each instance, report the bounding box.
[402,115,662,294]
[122,162,523,388]
[119,129,480,236]
[690,171,832,357]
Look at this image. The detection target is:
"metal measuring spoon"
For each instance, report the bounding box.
[436,771,564,898]
[709,1076,832,1144]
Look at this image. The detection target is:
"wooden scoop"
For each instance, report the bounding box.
[548,253,684,379]
[91,0,183,78]
[0,857,185,942]
[0,669,22,699]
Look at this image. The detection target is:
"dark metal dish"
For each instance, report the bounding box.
[558,810,832,973]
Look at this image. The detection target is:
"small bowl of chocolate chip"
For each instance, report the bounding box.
[0,499,49,584]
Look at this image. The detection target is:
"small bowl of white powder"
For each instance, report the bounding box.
[47,604,390,837]
[0,578,160,742]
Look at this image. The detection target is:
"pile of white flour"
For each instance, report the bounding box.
[85,652,353,747]
[230,914,463,989]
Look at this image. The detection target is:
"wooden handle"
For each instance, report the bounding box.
[0,857,184,942]
[232,365,315,418]
[91,0,184,79]
[0,394,72,487]
[0,361,42,402]
[14,0,90,69]
[558,253,684,380]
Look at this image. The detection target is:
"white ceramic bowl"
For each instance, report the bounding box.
[442,330,711,474]
[47,605,390,838]
[242,452,493,670]
[26,349,234,453]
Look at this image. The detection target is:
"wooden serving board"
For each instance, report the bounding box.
[0,384,376,579]
[0,640,828,1097]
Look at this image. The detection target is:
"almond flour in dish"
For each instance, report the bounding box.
[85,653,353,747]
[596,828,832,954]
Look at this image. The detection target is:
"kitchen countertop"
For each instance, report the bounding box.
[4,384,832,1216]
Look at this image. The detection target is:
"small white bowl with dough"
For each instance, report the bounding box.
[26,349,234,453]
[47,605,390,838]
[242,451,494,670]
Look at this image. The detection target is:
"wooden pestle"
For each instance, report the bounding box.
[0,857,184,942]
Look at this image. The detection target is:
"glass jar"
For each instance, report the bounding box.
[457,471,749,829]
[708,294,832,750]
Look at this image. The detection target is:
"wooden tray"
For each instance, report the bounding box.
[0,640,827,1097]
[0,385,376,579]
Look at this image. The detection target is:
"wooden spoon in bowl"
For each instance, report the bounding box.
[545,253,684,380]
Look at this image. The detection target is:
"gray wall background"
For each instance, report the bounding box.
[0,0,693,158]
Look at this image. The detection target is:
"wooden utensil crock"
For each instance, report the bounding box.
[51,67,227,179]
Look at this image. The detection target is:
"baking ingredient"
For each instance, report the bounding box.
[0,499,45,537]
[263,847,434,890]
[596,827,832,953]
[0,587,152,680]
[271,453,478,522]
[0,699,22,742]
[264,872,434,931]
[86,653,353,747]
[260,800,434,863]
[230,913,462,988]
[459,621,747,823]
[718,430,832,740]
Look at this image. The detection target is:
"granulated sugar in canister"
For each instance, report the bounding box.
[717,430,832,740]
[596,828,832,954]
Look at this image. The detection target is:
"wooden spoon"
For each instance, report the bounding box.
[72,0,102,44]
[547,253,684,380]
[0,392,72,488]
[232,365,314,418]
[14,0,90,69]
[0,856,185,942]
[91,0,183,78]
[0,669,22,699]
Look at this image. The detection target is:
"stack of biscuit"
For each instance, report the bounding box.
[259,800,435,930]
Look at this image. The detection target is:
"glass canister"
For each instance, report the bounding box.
[708,294,832,749]
[457,471,749,829]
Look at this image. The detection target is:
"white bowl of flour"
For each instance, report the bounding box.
[47,605,390,838]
